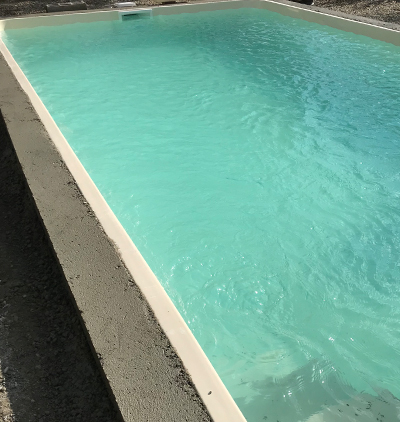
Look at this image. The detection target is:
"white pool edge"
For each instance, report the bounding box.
[0,33,247,422]
[152,0,400,45]
[0,2,398,422]
[0,0,399,45]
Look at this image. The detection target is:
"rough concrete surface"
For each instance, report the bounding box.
[0,52,213,422]
[0,110,122,422]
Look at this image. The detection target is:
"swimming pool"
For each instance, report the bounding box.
[3,5,400,421]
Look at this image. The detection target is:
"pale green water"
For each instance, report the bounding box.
[4,9,400,421]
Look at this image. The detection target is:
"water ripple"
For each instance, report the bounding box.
[4,8,400,421]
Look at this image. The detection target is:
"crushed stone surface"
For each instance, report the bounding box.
[316,0,400,25]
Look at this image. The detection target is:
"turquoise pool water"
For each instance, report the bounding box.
[4,8,400,421]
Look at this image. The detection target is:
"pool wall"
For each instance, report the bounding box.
[0,0,399,45]
[153,0,400,46]
[0,2,399,422]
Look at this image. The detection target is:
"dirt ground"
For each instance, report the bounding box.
[0,111,122,422]
[0,0,399,24]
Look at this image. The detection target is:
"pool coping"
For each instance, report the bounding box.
[0,2,399,422]
[1,0,400,33]
[0,0,399,43]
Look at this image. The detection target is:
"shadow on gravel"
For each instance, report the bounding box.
[0,110,122,422]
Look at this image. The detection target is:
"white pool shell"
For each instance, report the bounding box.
[0,2,398,421]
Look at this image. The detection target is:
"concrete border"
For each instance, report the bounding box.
[0,2,399,422]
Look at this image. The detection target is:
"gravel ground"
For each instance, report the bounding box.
[0,111,122,422]
[316,0,400,25]
[0,0,399,24]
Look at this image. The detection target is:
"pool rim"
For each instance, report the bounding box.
[0,2,399,422]
[0,0,399,44]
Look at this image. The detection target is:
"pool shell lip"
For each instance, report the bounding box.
[0,2,399,422]
[0,0,399,43]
